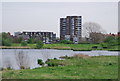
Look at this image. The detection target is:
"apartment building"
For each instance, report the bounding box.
[60,16,82,43]
[14,31,56,44]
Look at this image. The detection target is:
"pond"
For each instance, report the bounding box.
[0,49,118,70]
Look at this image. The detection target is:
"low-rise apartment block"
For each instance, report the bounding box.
[14,31,56,44]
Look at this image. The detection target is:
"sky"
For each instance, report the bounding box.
[1,1,118,37]
[1,0,119,2]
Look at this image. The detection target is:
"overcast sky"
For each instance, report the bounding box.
[2,2,118,37]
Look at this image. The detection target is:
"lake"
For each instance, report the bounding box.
[0,49,118,70]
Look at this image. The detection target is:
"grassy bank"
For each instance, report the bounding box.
[2,56,118,79]
[43,44,119,51]
[0,43,119,51]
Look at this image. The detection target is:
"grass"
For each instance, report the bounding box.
[43,44,99,51]
[43,44,119,51]
[2,56,118,79]
[0,43,119,51]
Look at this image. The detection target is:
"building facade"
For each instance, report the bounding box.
[60,16,82,43]
[14,31,56,44]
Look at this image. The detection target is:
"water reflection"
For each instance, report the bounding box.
[1,49,118,70]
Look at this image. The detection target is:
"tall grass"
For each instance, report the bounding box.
[2,56,118,79]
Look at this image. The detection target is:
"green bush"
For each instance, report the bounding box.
[38,59,44,65]
[2,39,12,46]
[47,63,59,67]
[0,37,2,46]
[46,59,65,67]
[13,37,23,43]
[27,38,38,44]
[60,40,73,44]
[36,40,44,49]
[0,32,13,46]
[54,58,57,60]
[117,37,120,45]
[20,66,25,69]
[78,42,90,44]
[92,46,98,49]
[27,38,34,44]
[104,36,117,46]
[21,41,27,46]
[100,43,108,49]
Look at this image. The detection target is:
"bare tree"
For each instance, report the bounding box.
[83,22,106,37]
[15,50,30,69]
[83,22,106,43]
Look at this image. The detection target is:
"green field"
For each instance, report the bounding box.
[2,56,118,79]
[1,43,118,51]
[43,44,119,51]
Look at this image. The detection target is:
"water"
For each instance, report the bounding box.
[0,49,118,70]
[74,50,119,56]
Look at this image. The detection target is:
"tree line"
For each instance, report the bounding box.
[0,32,43,48]
[0,22,119,48]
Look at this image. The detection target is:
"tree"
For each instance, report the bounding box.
[83,22,106,37]
[2,38,12,46]
[27,38,38,44]
[89,32,105,43]
[0,32,13,46]
[83,22,106,43]
[117,37,120,45]
[0,37,2,46]
[13,37,23,43]
[104,36,115,43]
[104,36,117,46]
[36,40,44,49]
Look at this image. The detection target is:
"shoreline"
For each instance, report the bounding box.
[2,56,118,79]
[0,47,119,51]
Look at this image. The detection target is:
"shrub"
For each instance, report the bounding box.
[60,40,73,44]
[20,66,25,69]
[102,46,107,49]
[27,38,35,44]
[100,43,108,49]
[21,41,27,46]
[36,40,44,49]
[38,59,44,65]
[54,58,57,60]
[92,46,98,49]
[0,37,2,46]
[27,38,38,44]
[78,41,91,44]
[78,42,90,44]
[0,32,14,46]
[47,63,58,67]
[117,37,120,45]
[104,36,117,46]
[2,39,12,46]
[46,59,65,67]
[13,37,23,43]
